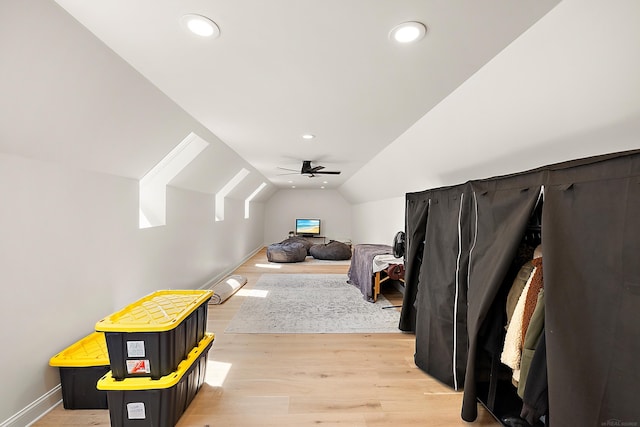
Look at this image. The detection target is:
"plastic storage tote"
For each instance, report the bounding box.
[49,331,110,409]
[95,290,212,380]
[97,332,214,427]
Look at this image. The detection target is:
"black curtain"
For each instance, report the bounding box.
[461,174,543,421]
[405,149,640,424]
[414,184,471,389]
[542,157,640,425]
[399,190,430,332]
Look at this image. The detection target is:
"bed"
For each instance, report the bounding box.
[347,244,404,302]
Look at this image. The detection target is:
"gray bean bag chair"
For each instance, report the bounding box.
[309,240,352,260]
[279,237,313,255]
[267,241,307,263]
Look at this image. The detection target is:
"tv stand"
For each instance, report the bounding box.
[295,235,326,244]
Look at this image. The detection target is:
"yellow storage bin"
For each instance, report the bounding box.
[98,333,215,427]
[95,290,213,380]
[49,331,110,409]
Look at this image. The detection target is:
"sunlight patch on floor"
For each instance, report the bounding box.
[255,263,282,269]
[205,360,232,387]
[235,289,269,298]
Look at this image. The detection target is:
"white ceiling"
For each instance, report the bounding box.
[53,0,561,190]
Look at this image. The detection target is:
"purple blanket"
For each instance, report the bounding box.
[347,244,393,302]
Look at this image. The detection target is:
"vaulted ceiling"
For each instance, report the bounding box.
[53,0,562,190]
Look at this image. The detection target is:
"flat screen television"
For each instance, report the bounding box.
[295,218,321,236]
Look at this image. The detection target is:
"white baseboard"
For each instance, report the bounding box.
[0,385,61,427]
[199,245,263,290]
[2,245,264,427]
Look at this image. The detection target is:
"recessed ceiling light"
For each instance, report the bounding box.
[180,14,220,38]
[320,186,325,189]
[389,21,426,43]
[323,181,328,184]
[291,185,296,188]
[301,134,315,140]
[288,180,293,183]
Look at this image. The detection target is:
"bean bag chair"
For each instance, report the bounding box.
[309,240,352,261]
[267,241,307,263]
[279,237,313,255]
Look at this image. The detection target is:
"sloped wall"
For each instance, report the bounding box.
[0,1,267,424]
[0,153,265,425]
[341,0,640,204]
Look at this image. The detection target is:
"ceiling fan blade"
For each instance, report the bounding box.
[296,160,341,176]
[277,166,299,172]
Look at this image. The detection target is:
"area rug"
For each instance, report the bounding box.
[225,274,401,333]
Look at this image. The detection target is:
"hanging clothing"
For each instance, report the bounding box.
[520,329,548,424]
[521,257,544,347]
[500,272,534,380]
[518,288,545,398]
[505,260,535,330]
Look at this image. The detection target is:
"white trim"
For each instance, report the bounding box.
[453,193,464,391]
[199,245,263,290]
[244,182,267,219]
[0,385,61,427]
[139,132,209,228]
[215,168,250,221]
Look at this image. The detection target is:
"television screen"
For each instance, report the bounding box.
[296,218,321,236]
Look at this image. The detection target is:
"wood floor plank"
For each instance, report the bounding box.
[33,248,499,427]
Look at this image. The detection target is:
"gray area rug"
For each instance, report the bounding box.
[225,274,401,333]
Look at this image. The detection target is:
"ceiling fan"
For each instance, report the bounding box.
[278,160,342,177]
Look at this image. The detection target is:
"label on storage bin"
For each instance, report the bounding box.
[126,359,151,374]
[126,402,146,419]
[127,340,145,357]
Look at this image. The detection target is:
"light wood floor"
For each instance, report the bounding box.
[35,248,499,426]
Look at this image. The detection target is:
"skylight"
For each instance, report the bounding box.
[215,168,250,221]
[244,182,267,219]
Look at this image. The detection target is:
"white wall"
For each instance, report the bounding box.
[264,189,352,245]
[0,1,267,424]
[0,152,265,425]
[340,0,640,204]
[5,0,640,423]
[350,196,405,245]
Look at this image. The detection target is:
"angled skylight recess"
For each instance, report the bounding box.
[215,168,250,221]
[244,182,267,219]
[139,132,209,229]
